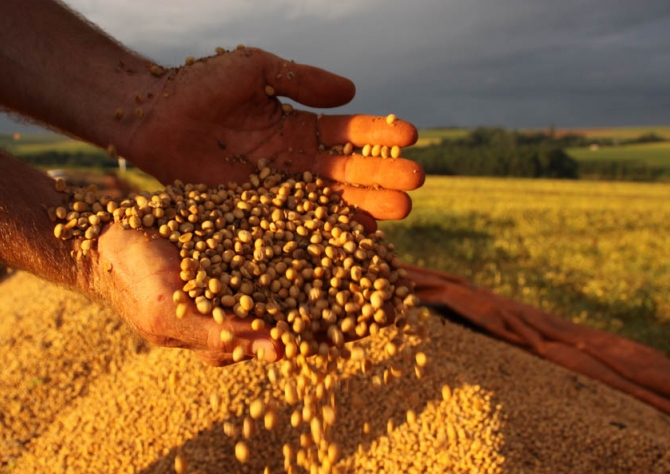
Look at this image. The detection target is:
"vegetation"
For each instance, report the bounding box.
[406,126,670,182]
[405,127,579,178]
[2,131,669,354]
[380,176,670,356]
[555,125,670,141]
[411,126,670,149]
[567,141,670,181]
[414,128,469,147]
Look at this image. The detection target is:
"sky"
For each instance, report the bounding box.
[3,0,670,134]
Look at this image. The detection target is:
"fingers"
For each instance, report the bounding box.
[156,310,283,363]
[329,183,414,221]
[317,114,418,148]
[314,154,425,191]
[263,53,355,108]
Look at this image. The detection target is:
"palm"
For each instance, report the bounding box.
[95,224,279,366]
[129,47,424,221]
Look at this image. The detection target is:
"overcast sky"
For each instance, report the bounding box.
[3,0,670,134]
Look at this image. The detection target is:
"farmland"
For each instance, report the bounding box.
[413,128,469,147]
[556,125,670,140]
[410,125,670,149]
[408,125,670,181]
[0,132,99,155]
[380,176,670,355]
[2,131,669,354]
[567,140,670,167]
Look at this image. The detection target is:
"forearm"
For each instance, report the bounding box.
[0,0,163,158]
[0,150,89,292]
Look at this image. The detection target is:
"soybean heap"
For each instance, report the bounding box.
[2,160,668,473]
[48,160,429,473]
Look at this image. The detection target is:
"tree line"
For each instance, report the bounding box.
[403,127,669,181]
[15,128,670,182]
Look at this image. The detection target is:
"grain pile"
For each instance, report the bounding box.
[1,271,669,473]
[3,156,670,473]
[47,161,430,472]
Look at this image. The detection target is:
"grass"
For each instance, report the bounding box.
[412,126,670,149]
[1,132,103,158]
[567,141,670,167]
[11,139,101,155]
[413,126,670,176]
[413,128,469,147]
[556,125,670,140]
[380,176,670,356]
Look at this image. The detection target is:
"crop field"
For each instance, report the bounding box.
[411,126,670,177]
[0,132,96,155]
[413,128,469,147]
[380,176,670,355]
[3,132,669,354]
[556,125,670,140]
[567,140,670,167]
[410,125,670,149]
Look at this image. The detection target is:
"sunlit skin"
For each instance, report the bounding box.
[0,0,425,366]
[126,48,423,222]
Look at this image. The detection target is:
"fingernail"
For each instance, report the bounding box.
[252,339,278,362]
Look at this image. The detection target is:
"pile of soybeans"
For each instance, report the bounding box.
[2,272,670,473]
[1,164,669,473]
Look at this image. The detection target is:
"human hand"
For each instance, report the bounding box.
[124,47,424,224]
[91,223,282,367]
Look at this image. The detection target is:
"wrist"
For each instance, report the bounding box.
[0,153,84,291]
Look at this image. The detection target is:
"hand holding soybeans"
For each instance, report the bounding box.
[121,47,424,225]
[0,0,425,369]
[52,164,420,368]
[91,223,282,367]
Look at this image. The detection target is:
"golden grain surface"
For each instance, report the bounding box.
[1,272,669,473]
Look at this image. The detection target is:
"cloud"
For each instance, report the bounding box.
[3,0,670,132]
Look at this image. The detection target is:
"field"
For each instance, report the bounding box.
[0,132,99,155]
[380,176,670,355]
[413,128,469,147]
[409,125,670,149]
[567,140,670,167]
[411,125,670,179]
[3,132,669,354]
[2,135,670,472]
[556,125,670,140]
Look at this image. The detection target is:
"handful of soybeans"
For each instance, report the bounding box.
[49,157,430,473]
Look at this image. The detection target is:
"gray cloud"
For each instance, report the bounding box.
[3,0,670,133]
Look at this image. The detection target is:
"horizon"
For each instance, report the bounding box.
[3,123,670,138]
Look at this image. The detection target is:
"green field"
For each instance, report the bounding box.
[414,128,469,147]
[380,176,670,355]
[557,125,670,140]
[0,132,88,154]
[567,141,670,166]
[413,125,670,148]
[413,126,670,177]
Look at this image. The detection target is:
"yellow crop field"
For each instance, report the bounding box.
[380,176,670,354]
[557,125,670,140]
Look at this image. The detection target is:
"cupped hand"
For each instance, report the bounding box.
[127,47,424,223]
[91,223,282,367]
